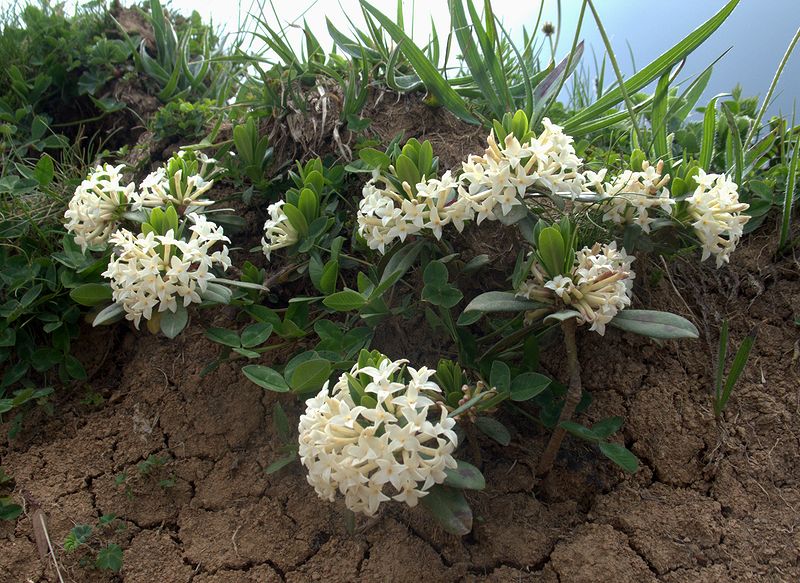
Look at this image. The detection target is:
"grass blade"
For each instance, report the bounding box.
[449,0,504,117]
[566,95,653,136]
[714,320,729,408]
[715,326,756,416]
[667,53,724,125]
[533,41,585,121]
[779,110,798,249]
[651,69,671,160]
[744,26,800,150]
[586,0,645,145]
[325,18,381,61]
[721,103,743,185]
[565,0,739,132]
[699,93,729,169]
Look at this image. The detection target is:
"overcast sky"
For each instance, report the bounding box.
[19,0,800,118]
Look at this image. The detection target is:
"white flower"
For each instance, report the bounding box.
[130,150,218,211]
[357,170,472,253]
[261,200,300,260]
[458,118,583,222]
[584,160,674,233]
[102,213,230,328]
[517,242,635,336]
[64,164,135,251]
[298,357,458,516]
[685,172,749,268]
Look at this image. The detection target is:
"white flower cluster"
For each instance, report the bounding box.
[357,171,473,253]
[298,358,458,515]
[459,118,583,223]
[582,160,675,233]
[64,164,135,252]
[65,152,220,252]
[130,152,218,211]
[686,169,750,268]
[261,200,300,260]
[102,213,231,328]
[517,242,635,335]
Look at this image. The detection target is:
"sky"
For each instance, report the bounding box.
[13,0,800,117]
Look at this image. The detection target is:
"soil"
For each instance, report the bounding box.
[2,97,800,583]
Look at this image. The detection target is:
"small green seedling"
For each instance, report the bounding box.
[713,320,757,418]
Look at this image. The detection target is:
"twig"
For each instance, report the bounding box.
[536,318,582,477]
[465,422,483,469]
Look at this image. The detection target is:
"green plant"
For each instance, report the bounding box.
[115,454,174,499]
[713,320,756,418]
[0,467,22,521]
[265,403,298,474]
[0,156,103,432]
[151,98,215,142]
[63,514,125,573]
[231,117,273,193]
[0,1,133,160]
[118,0,221,102]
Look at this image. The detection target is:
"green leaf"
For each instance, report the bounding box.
[543,309,581,324]
[265,455,296,475]
[422,261,463,308]
[599,442,639,473]
[533,42,585,121]
[273,403,291,441]
[92,303,124,327]
[361,1,478,124]
[537,226,566,278]
[564,0,740,132]
[458,291,548,326]
[281,203,309,236]
[721,103,743,186]
[242,365,290,392]
[95,543,123,572]
[419,485,474,535]
[448,0,505,117]
[66,524,93,549]
[297,187,319,223]
[288,359,331,394]
[591,416,624,439]
[241,323,273,348]
[699,93,728,169]
[0,499,22,521]
[489,360,511,393]
[323,289,368,312]
[395,154,421,186]
[559,420,601,442]
[448,391,486,419]
[320,260,339,296]
[443,460,485,490]
[200,282,233,304]
[160,304,188,339]
[609,309,699,339]
[0,327,15,347]
[510,372,551,401]
[358,147,391,169]
[651,69,671,159]
[19,284,42,308]
[33,154,54,187]
[205,327,241,348]
[474,416,510,446]
[64,355,87,380]
[69,283,113,307]
[779,131,799,248]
